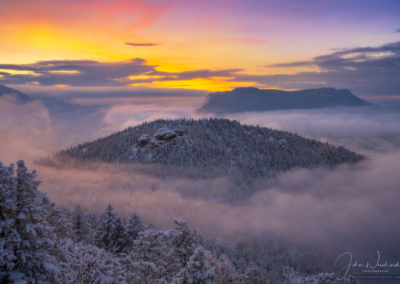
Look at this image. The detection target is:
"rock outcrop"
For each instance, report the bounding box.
[136,127,183,149]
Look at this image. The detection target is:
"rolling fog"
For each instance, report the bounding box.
[1,93,400,266]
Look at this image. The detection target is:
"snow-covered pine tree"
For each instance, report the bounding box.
[173,218,201,264]
[0,162,16,282]
[47,202,72,240]
[183,246,216,284]
[95,204,125,252]
[112,214,125,253]
[60,241,126,283]
[71,204,91,244]
[0,160,59,283]
[213,254,239,283]
[243,263,266,284]
[122,211,142,252]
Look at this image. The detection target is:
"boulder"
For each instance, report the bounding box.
[138,134,151,146]
[154,127,177,141]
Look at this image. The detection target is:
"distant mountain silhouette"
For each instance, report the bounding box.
[0,84,32,103]
[198,87,370,114]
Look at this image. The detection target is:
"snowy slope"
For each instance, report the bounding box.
[59,118,363,178]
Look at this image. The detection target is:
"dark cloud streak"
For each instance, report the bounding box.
[264,61,315,68]
[0,58,153,86]
[125,42,159,47]
[241,41,400,96]
[0,59,241,87]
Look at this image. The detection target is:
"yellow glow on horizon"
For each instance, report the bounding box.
[0,69,39,76]
[5,25,132,63]
[0,20,316,92]
[48,70,80,74]
[128,74,167,80]
[150,78,256,91]
[0,17,323,92]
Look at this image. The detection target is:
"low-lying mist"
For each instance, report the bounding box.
[1,94,400,269]
[35,150,400,260]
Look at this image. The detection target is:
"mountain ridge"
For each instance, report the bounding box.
[198,87,370,114]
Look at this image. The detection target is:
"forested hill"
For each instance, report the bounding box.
[58,118,363,178]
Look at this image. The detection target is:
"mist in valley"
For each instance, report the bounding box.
[1,93,400,277]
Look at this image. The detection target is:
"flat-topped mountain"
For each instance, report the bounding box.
[57,118,363,178]
[198,87,370,114]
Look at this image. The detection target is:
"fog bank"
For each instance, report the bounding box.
[1,95,400,266]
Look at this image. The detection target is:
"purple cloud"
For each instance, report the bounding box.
[0,58,242,87]
[237,41,400,96]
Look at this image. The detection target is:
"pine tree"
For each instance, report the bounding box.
[243,263,265,284]
[0,162,16,282]
[122,211,142,252]
[95,204,125,252]
[60,241,126,283]
[71,204,91,244]
[47,202,72,240]
[112,214,125,253]
[173,218,201,264]
[184,246,216,284]
[0,161,59,282]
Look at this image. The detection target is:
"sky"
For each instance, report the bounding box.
[0,0,399,97]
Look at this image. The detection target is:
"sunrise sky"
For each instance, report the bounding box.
[0,0,399,96]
